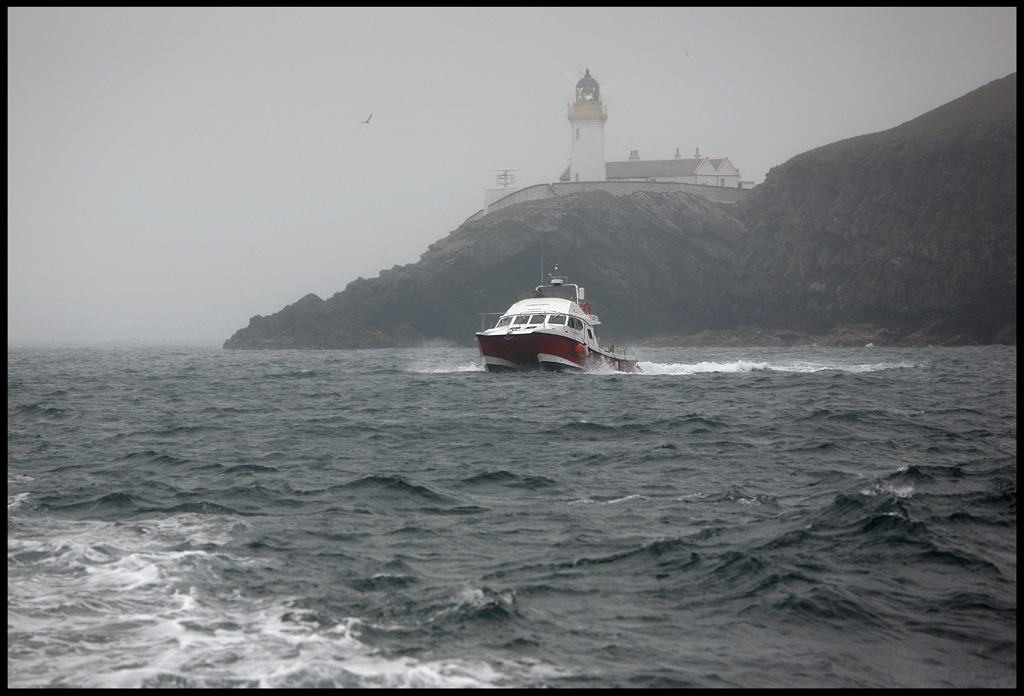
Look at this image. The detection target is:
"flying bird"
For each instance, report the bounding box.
[361,113,372,124]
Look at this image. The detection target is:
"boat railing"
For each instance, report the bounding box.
[477,312,505,331]
[516,281,581,303]
[603,343,639,360]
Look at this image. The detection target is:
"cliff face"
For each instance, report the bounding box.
[733,73,1016,344]
[224,190,747,348]
[224,74,1016,349]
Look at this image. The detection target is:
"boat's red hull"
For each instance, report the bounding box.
[476,331,640,373]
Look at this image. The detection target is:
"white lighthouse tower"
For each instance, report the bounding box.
[567,68,607,182]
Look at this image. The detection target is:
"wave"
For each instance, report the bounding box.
[766,360,918,373]
[568,493,645,506]
[348,573,419,592]
[548,419,656,435]
[426,586,520,625]
[143,424,226,437]
[8,490,33,511]
[267,369,319,379]
[9,403,71,419]
[342,474,449,502]
[162,501,246,517]
[676,490,779,507]
[43,491,146,516]
[7,510,522,687]
[771,585,882,626]
[558,536,694,570]
[419,505,487,516]
[119,449,192,466]
[460,469,519,486]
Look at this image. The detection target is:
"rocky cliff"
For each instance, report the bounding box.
[732,73,1016,345]
[224,189,747,349]
[224,74,1016,349]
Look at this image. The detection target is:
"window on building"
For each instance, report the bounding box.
[576,128,580,140]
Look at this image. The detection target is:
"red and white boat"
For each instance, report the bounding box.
[476,265,641,373]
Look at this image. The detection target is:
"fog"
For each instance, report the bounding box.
[7,7,1016,344]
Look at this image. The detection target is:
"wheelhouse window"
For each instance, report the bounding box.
[547,314,566,325]
[528,314,545,325]
[495,317,512,328]
[513,315,529,325]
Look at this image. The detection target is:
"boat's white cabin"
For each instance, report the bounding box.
[482,296,601,343]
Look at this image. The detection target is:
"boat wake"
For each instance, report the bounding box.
[638,360,770,375]
[404,350,919,376]
[639,359,918,375]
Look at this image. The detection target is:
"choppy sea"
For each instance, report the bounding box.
[7,343,1016,688]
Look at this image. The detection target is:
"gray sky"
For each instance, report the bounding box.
[8,7,1017,344]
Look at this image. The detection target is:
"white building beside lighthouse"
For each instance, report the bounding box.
[476,67,751,220]
[565,68,607,182]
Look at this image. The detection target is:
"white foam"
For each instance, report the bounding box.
[8,491,32,510]
[568,494,643,506]
[408,359,486,373]
[8,513,548,688]
[859,482,915,499]
[639,360,770,375]
[606,494,642,504]
[424,361,487,373]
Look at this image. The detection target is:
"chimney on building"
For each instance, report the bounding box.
[675,147,681,159]
[695,147,701,158]
[628,150,640,160]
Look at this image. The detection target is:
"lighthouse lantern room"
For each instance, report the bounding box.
[567,68,607,182]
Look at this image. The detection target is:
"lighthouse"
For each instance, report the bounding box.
[567,68,607,182]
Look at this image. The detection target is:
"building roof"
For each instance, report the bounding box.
[606,158,705,179]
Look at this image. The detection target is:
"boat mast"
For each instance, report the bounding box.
[540,236,544,287]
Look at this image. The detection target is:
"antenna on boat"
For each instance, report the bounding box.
[540,236,544,287]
